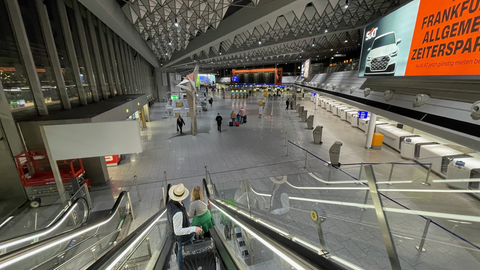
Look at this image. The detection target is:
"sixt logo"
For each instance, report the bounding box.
[365,27,378,41]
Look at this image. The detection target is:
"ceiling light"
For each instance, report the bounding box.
[325,29,328,33]
[330,49,333,51]
[344,40,348,43]
[259,41,262,45]
[174,18,179,27]
[312,43,315,47]
[168,42,172,45]
[219,52,222,55]
[345,0,349,8]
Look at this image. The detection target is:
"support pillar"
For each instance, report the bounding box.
[98,22,115,97]
[57,0,87,105]
[5,0,48,115]
[35,0,71,110]
[365,112,377,149]
[106,28,121,95]
[86,11,108,100]
[113,34,127,95]
[72,0,99,102]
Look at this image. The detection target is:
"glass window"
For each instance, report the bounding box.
[18,0,62,110]
[44,0,79,106]
[66,4,93,102]
[0,0,36,115]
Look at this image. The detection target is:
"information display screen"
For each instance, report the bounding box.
[358,0,480,77]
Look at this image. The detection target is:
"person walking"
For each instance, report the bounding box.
[189,185,215,238]
[286,98,290,110]
[208,97,213,107]
[230,110,236,125]
[166,184,203,270]
[215,113,223,133]
[238,107,246,124]
[177,115,185,135]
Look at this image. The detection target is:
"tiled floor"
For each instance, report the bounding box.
[100,91,480,270]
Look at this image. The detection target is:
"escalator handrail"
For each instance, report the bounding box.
[0,197,89,252]
[0,191,130,268]
[87,185,172,270]
[210,199,346,270]
[86,207,167,270]
[203,178,345,270]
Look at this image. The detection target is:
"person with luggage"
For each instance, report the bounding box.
[189,186,215,238]
[286,98,290,110]
[208,97,213,107]
[177,116,186,135]
[166,184,202,270]
[230,110,236,126]
[238,107,246,124]
[215,113,222,133]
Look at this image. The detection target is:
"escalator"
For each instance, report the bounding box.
[0,196,89,255]
[0,191,133,270]
[86,181,345,270]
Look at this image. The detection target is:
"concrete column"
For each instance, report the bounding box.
[127,46,138,93]
[113,34,127,95]
[121,41,134,94]
[72,0,99,102]
[5,0,48,115]
[106,28,121,95]
[98,22,115,97]
[86,10,108,100]
[365,113,377,149]
[82,157,109,186]
[56,0,87,105]
[35,0,71,110]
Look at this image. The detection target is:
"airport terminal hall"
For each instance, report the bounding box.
[2,0,480,269]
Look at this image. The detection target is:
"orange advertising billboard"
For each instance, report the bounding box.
[359,0,480,78]
[405,0,480,76]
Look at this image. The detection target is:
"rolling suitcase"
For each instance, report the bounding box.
[235,121,240,126]
[182,238,216,270]
[229,121,234,126]
[243,115,247,123]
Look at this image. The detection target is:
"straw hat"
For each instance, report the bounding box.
[269,176,287,185]
[169,184,189,201]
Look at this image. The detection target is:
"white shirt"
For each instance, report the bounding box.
[173,212,197,236]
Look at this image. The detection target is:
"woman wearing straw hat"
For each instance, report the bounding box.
[166,184,202,270]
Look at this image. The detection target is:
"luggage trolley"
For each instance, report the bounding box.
[15,150,91,207]
[446,158,480,199]
[416,144,470,177]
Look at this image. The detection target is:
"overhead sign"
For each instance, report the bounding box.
[359,0,480,77]
[232,76,239,82]
[303,59,311,78]
[171,95,179,100]
[358,111,369,119]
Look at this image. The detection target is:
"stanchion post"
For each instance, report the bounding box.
[134,175,141,201]
[421,163,432,186]
[416,218,431,252]
[303,151,308,170]
[358,162,364,185]
[387,163,395,185]
[286,141,289,156]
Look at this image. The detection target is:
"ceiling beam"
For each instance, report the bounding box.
[79,0,160,68]
[162,0,321,69]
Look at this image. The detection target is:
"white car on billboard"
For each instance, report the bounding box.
[364,31,401,76]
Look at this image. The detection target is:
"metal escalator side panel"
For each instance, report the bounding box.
[0,191,130,270]
[0,197,89,255]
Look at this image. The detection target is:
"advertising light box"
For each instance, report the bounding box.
[358,0,480,77]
